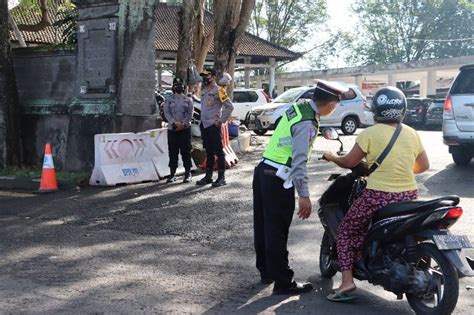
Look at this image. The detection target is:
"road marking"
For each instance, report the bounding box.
[0,191,36,198]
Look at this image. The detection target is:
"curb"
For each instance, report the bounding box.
[0,176,76,192]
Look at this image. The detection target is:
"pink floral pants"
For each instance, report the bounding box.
[336,189,418,271]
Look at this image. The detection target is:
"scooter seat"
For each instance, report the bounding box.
[373,195,459,221]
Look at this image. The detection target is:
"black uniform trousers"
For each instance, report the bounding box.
[253,162,295,286]
[200,124,226,172]
[167,128,192,171]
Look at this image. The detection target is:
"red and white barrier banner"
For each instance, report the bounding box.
[148,128,197,179]
[201,123,239,170]
[221,122,238,167]
[89,133,159,186]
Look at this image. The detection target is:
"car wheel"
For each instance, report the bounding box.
[452,150,472,166]
[341,116,358,135]
[253,128,268,136]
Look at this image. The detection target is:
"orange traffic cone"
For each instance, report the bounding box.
[38,143,58,193]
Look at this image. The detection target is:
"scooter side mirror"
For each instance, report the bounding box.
[322,127,339,140]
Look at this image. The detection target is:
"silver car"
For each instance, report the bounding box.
[443,64,474,166]
[246,84,374,135]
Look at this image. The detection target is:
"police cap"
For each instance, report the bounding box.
[200,68,217,76]
[314,80,349,98]
[173,77,184,85]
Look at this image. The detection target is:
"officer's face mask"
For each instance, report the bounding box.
[173,84,185,94]
[202,75,213,86]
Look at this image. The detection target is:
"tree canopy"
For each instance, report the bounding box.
[249,0,328,49]
[347,0,474,65]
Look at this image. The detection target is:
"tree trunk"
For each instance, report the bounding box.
[176,0,194,81]
[17,0,52,32]
[0,0,22,167]
[193,0,214,72]
[213,0,255,96]
[8,12,27,48]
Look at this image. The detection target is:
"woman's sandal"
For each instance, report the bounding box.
[326,285,357,303]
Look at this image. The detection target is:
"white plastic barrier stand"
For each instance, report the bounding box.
[89,132,159,186]
[148,128,197,179]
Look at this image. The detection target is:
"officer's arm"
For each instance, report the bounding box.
[219,87,234,123]
[163,99,175,126]
[290,121,314,198]
[183,98,194,127]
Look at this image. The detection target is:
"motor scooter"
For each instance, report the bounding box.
[318,127,474,315]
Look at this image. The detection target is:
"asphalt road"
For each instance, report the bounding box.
[0,129,473,314]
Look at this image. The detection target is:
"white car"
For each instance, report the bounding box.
[193,88,270,121]
[246,85,374,135]
[443,64,474,165]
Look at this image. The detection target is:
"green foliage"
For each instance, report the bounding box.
[249,0,328,49]
[348,0,474,65]
[0,166,89,185]
[308,31,355,69]
[52,5,77,47]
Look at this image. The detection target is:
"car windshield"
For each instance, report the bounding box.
[430,100,444,108]
[407,99,422,109]
[273,88,306,103]
[451,68,474,94]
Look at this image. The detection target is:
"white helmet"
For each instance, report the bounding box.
[218,72,232,85]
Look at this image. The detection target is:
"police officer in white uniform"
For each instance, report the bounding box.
[163,77,194,183]
[253,80,349,295]
[196,68,234,187]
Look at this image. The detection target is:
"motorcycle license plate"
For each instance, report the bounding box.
[433,235,472,250]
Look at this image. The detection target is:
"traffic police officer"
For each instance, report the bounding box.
[163,77,194,183]
[253,80,349,294]
[196,68,234,187]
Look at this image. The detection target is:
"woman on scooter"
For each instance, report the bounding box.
[322,86,430,302]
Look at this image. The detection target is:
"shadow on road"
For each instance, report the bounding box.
[419,163,474,198]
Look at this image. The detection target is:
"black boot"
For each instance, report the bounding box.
[196,169,213,185]
[166,168,177,183]
[183,169,192,183]
[212,171,226,187]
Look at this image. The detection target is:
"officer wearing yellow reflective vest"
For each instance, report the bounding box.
[253,80,349,295]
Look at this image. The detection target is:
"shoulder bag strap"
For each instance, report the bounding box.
[367,123,403,176]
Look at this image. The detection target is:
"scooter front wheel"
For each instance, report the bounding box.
[320,232,337,278]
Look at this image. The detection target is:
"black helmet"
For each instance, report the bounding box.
[372,86,407,123]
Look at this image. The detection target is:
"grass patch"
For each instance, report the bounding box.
[0,166,89,186]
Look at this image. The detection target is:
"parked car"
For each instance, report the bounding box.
[403,97,432,127]
[443,64,474,165]
[193,88,270,121]
[425,98,444,128]
[232,88,270,120]
[245,84,373,135]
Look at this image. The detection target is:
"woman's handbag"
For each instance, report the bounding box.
[348,124,403,205]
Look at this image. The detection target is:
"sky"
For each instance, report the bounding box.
[8,0,19,9]
[286,0,358,71]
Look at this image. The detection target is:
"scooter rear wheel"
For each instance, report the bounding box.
[406,243,459,315]
[320,232,337,278]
